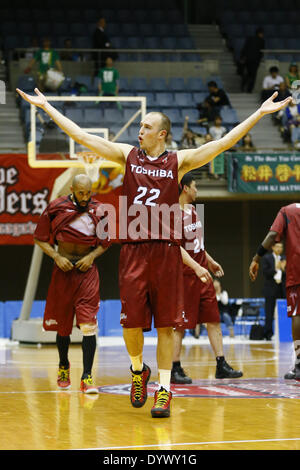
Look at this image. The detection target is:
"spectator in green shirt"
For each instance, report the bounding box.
[98,56,120,96]
[24,38,63,91]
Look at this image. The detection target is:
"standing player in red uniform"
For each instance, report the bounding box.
[171,173,243,384]
[249,203,300,380]
[17,86,291,417]
[34,174,110,393]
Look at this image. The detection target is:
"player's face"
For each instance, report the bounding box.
[71,184,92,211]
[186,180,197,203]
[138,114,165,151]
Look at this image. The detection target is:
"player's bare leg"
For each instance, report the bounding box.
[151,327,173,418]
[123,327,151,408]
[206,322,243,379]
[171,329,192,384]
[284,316,300,379]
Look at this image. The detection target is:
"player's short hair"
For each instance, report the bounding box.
[149,112,171,140]
[179,172,195,194]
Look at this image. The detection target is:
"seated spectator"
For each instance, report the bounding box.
[285,62,300,92]
[261,66,284,102]
[197,81,231,124]
[60,38,80,62]
[165,132,178,151]
[179,116,204,149]
[24,37,63,92]
[214,279,235,338]
[281,100,300,142]
[239,133,256,152]
[209,116,227,140]
[272,82,292,125]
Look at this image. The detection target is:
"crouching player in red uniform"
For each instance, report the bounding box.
[171,173,243,383]
[34,174,110,393]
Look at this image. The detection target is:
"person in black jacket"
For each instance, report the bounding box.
[92,17,115,73]
[240,28,265,93]
[262,242,286,340]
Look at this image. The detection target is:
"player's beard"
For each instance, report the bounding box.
[72,193,91,212]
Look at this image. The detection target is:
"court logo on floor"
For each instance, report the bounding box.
[98,379,300,399]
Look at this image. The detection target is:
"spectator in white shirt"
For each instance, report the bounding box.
[261,66,284,102]
[209,116,227,141]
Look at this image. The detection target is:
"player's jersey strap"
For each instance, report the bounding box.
[121,147,181,243]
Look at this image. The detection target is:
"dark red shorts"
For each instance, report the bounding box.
[179,274,220,329]
[286,284,300,317]
[119,242,185,330]
[43,263,100,336]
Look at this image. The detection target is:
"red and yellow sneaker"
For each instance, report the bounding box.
[57,365,71,390]
[151,387,172,418]
[80,375,99,394]
[130,364,151,408]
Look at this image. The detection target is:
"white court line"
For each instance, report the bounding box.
[83,437,300,450]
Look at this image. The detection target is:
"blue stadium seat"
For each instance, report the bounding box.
[186,77,206,92]
[17,75,37,92]
[143,37,160,49]
[65,108,84,125]
[171,124,183,142]
[52,23,69,37]
[73,37,92,49]
[149,78,168,91]
[183,108,199,123]
[119,78,131,92]
[136,91,155,107]
[156,24,173,37]
[75,75,94,92]
[122,23,137,37]
[162,108,182,124]
[220,106,239,125]
[69,23,84,36]
[83,108,104,126]
[171,24,189,37]
[192,92,207,103]
[161,37,177,49]
[103,108,124,125]
[127,37,143,49]
[176,37,195,49]
[139,24,156,37]
[154,92,174,107]
[130,77,148,91]
[169,77,186,91]
[174,92,194,107]
[123,108,141,123]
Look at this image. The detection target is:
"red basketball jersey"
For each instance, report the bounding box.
[120,147,181,243]
[270,202,300,287]
[181,204,207,275]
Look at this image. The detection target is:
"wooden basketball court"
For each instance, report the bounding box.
[0,337,299,451]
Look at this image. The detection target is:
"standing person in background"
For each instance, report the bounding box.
[171,173,243,384]
[249,204,299,378]
[261,242,286,340]
[240,27,265,93]
[33,174,110,393]
[92,17,115,73]
[213,278,235,338]
[97,56,121,109]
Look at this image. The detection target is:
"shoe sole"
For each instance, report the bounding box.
[57,384,71,390]
[81,387,99,394]
[151,409,170,418]
[215,373,243,379]
[131,366,151,408]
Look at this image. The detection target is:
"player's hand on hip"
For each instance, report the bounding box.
[75,254,94,272]
[54,255,74,272]
[16,87,47,108]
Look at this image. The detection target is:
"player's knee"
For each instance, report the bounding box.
[79,322,98,336]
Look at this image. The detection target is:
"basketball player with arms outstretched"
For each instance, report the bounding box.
[34,174,110,393]
[17,86,291,417]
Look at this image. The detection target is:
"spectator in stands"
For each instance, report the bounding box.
[179,116,204,149]
[261,66,284,102]
[197,81,231,124]
[239,133,256,152]
[165,132,178,151]
[92,17,115,73]
[285,63,300,92]
[213,279,235,338]
[239,27,265,93]
[280,100,300,144]
[209,116,227,141]
[272,82,292,126]
[24,38,63,92]
[60,39,80,62]
[97,56,121,109]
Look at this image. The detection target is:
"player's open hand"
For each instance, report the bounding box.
[207,259,224,277]
[249,260,259,282]
[16,87,47,108]
[260,91,292,116]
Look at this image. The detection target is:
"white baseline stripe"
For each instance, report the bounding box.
[83,437,300,450]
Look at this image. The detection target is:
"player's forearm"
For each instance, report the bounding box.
[34,238,59,261]
[180,246,199,272]
[89,245,108,261]
[218,109,263,153]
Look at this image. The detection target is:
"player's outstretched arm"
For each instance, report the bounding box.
[178,92,292,177]
[249,230,278,281]
[16,88,131,166]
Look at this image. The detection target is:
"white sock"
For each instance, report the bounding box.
[158,369,171,392]
[130,355,143,372]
